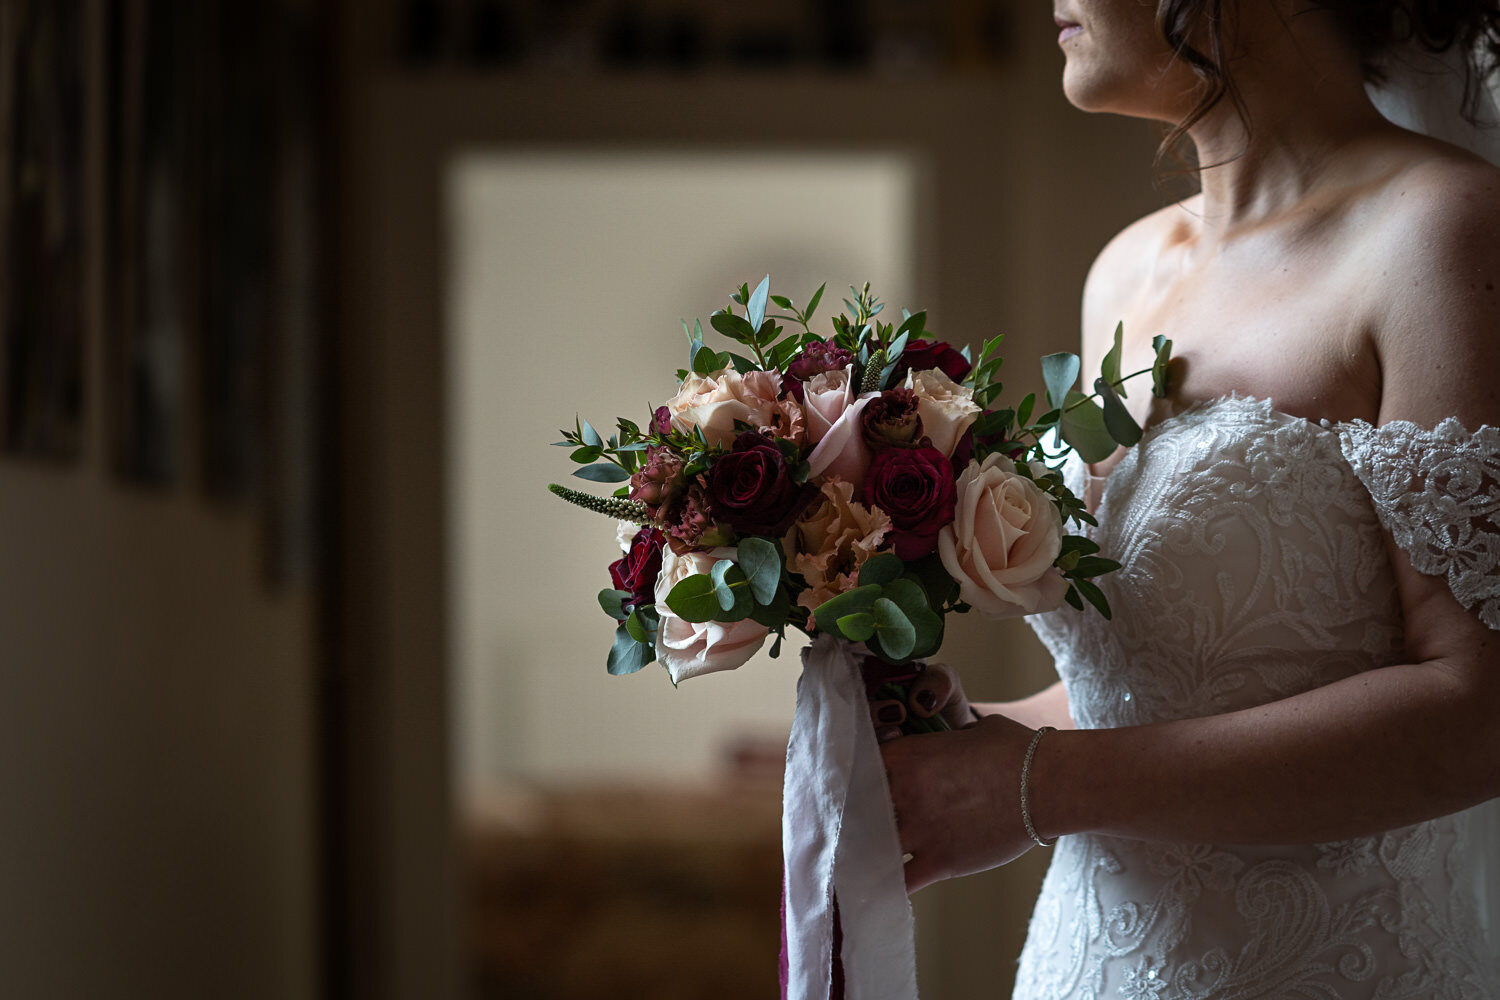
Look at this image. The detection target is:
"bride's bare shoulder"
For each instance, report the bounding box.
[1080,196,1201,353]
[1365,148,1500,427]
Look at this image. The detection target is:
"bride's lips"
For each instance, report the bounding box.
[1055,15,1082,42]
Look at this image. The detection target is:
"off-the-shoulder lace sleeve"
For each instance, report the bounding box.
[1338,418,1500,630]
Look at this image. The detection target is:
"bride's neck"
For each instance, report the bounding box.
[1184,16,1393,238]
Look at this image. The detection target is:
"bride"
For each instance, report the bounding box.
[878,1,1500,996]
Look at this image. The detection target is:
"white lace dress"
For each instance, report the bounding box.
[1016,395,1500,1000]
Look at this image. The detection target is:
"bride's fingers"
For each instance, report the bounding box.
[906,672,950,719]
[869,697,907,733]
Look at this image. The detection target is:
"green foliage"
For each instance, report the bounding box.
[1095,377,1143,447]
[1042,353,1082,410]
[737,536,783,605]
[857,552,904,588]
[608,623,655,675]
[597,589,633,621]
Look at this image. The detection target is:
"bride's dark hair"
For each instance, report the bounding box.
[1156,0,1500,167]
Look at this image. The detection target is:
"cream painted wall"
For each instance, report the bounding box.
[0,467,319,999]
[447,151,918,791]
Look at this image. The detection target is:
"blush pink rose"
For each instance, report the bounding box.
[667,369,784,447]
[653,548,770,683]
[903,369,980,459]
[803,366,875,487]
[938,453,1069,618]
[801,366,855,444]
[787,479,892,626]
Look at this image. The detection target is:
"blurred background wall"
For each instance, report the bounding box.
[0,0,1167,997]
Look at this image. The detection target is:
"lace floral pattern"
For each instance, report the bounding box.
[1015,396,1500,1000]
[1337,419,1500,629]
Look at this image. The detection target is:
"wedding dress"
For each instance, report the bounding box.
[1015,395,1500,999]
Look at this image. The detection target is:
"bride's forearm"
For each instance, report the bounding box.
[975,681,1075,732]
[1031,658,1500,844]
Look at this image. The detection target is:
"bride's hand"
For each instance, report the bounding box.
[866,662,974,741]
[880,714,1040,892]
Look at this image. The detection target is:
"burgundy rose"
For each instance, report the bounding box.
[629,446,685,520]
[785,343,855,402]
[706,431,817,537]
[952,425,1024,472]
[609,527,666,606]
[862,444,956,560]
[893,339,971,384]
[665,482,733,554]
[861,388,924,450]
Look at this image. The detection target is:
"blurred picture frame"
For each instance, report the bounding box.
[106,0,192,486]
[1,0,87,461]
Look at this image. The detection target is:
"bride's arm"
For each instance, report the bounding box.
[885,161,1500,892]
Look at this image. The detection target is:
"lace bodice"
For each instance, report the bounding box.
[1016,395,1500,999]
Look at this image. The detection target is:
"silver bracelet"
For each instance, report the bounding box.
[1021,726,1057,848]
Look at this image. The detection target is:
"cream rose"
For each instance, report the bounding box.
[938,453,1069,618]
[667,369,783,447]
[904,368,980,458]
[653,547,770,683]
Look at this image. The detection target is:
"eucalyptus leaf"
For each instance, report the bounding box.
[903,554,960,609]
[737,537,783,606]
[607,625,654,676]
[581,420,604,449]
[625,608,652,643]
[1042,353,1082,410]
[1101,322,1125,398]
[836,612,877,643]
[665,573,724,623]
[570,445,603,464]
[747,275,770,332]
[597,589,633,621]
[688,339,707,372]
[573,463,631,483]
[1095,377,1143,446]
[857,552,904,589]
[728,352,759,375]
[711,559,737,612]
[881,578,931,620]
[750,587,793,628]
[1058,391,1118,464]
[811,584,881,630]
[872,598,916,660]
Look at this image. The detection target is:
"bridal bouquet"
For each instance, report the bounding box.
[549,277,1168,999]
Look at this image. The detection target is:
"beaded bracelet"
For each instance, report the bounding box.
[1021,726,1057,848]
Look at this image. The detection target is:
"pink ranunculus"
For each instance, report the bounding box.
[667,369,784,447]
[787,479,892,626]
[654,548,770,683]
[938,453,1069,618]
[903,368,980,459]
